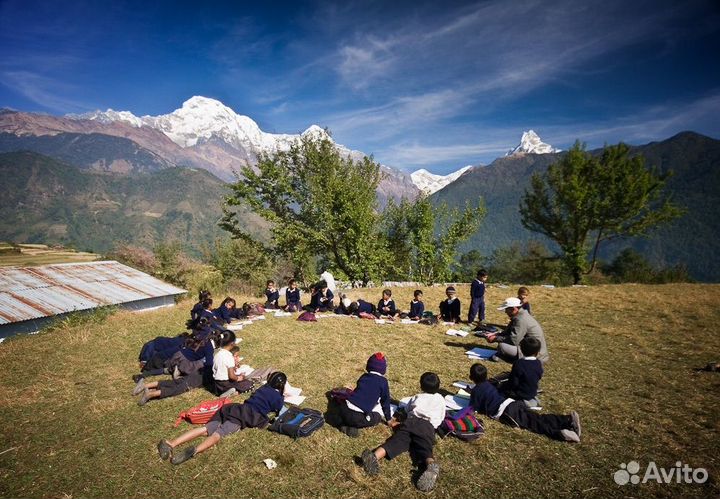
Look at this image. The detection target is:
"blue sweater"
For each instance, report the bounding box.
[409,300,425,318]
[522,302,532,314]
[265,289,280,305]
[439,298,461,322]
[469,381,506,417]
[190,302,204,321]
[286,288,301,304]
[377,299,396,316]
[503,358,543,400]
[471,279,486,299]
[213,304,243,324]
[357,299,375,314]
[310,289,334,309]
[244,384,284,416]
[179,341,214,371]
[347,372,392,420]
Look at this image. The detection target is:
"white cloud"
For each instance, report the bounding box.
[0,71,91,112]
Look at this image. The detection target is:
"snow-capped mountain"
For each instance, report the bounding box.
[68,96,420,204]
[411,165,473,195]
[506,130,560,156]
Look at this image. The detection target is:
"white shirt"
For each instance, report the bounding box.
[407,392,446,429]
[212,348,235,381]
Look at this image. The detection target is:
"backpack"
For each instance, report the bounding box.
[438,406,484,442]
[243,302,266,316]
[328,387,354,401]
[358,312,376,320]
[268,406,325,439]
[174,397,233,427]
[297,311,317,322]
[418,315,439,326]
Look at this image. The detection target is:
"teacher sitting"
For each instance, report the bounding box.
[486,297,549,365]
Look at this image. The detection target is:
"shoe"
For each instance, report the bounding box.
[416,462,440,492]
[132,373,144,383]
[170,446,196,465]
[340,426,359,438]
[560,429,580,443]
[157,440,173,460]
[361,449,380,476]
[172,366,181,380]
[490,354,501,362]
[132,378,146,396]
[137,389,151,406]
[219,387,237,398]
[570,411,582,438]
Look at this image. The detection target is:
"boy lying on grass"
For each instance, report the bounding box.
[156,372,287,465]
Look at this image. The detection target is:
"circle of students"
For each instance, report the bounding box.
[132,270,581,493]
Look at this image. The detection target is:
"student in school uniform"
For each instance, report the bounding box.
[376,289,398,318]
[469,363,581,443]
[439,286,461,323]
[518,286,532,314]
[213,297,244,324]
[309,280,335,312]
[468,269,488,324]
[348,299,377,316]
[408,289,425,320]
[285,279,302,312]
[264,280,280,309]
[190,291,212,321]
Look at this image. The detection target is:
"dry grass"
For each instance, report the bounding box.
[0,284,718,498]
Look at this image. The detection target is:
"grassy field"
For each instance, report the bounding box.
[0,242,100,267]
[0,284,718,498]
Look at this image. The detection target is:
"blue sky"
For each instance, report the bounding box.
[1,0,719,174]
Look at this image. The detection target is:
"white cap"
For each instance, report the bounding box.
[497,297,522,310]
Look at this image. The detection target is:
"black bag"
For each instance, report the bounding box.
[268,406,325,439]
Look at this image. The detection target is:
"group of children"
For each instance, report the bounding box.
[133,274,579,493]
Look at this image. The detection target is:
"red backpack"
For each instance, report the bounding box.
[174,397,233,427]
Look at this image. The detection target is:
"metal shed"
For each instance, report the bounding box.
[0,260,187,339]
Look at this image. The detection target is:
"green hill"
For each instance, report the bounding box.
[431,132,720,281]
[0,151,265,255]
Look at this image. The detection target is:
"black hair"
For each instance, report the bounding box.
[520,337,541,357]
[202,298,213,309]
[518,286,530,296]
[267,371,287,392]
[218,330,237,348]
[267,279,274,286]
[185,316,209,331]
[477,269,488,278]
[420,372,440,394]
[229,345,240,354]
[348,302,359,314]
[413,289,423,298]
[382,288,392,297]
[288,278,296,286]
[318,280,328,289]
[220,297,236,308]
[469,363,487,384]
[198,290,212,301]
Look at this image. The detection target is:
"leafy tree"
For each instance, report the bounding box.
[221,132,386,285]
[209,238,274,292]
[602,248,691,284]
[383,196,485,283]
[451,249,486,282]
[519,142,684,284]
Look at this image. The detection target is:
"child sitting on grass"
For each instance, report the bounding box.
[439,286,461,323]
[376,289,398,318]
[408,289,425,320]
[518,286,532,314]
[337,353,392,437]
[264,280,280,309]
[361,372,445,492]
[495,337,543,407]
[212,331,253,397]
[157,372,287,465]
[468,363,581,442]
[285,279,302,312]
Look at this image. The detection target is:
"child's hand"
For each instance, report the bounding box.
[387,418,400,428]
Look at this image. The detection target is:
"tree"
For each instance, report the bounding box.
[382,196,485,283]
[220,132,386,284]
[519,142,684,284]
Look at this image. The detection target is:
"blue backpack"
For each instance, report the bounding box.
[269,407,325,439]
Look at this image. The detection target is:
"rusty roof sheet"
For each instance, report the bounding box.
[0,261,186,325]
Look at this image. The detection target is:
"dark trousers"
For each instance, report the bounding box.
[468,298,485,322]
[338,401,382,428]
[381,416,436,465]
[500,401,571,440]
[157,371,204,399]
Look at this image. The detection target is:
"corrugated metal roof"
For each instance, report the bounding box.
[0,261,186,325]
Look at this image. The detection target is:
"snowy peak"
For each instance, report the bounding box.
[70,109,144,128]
[506,130,560,156]
[411,165,473,195]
